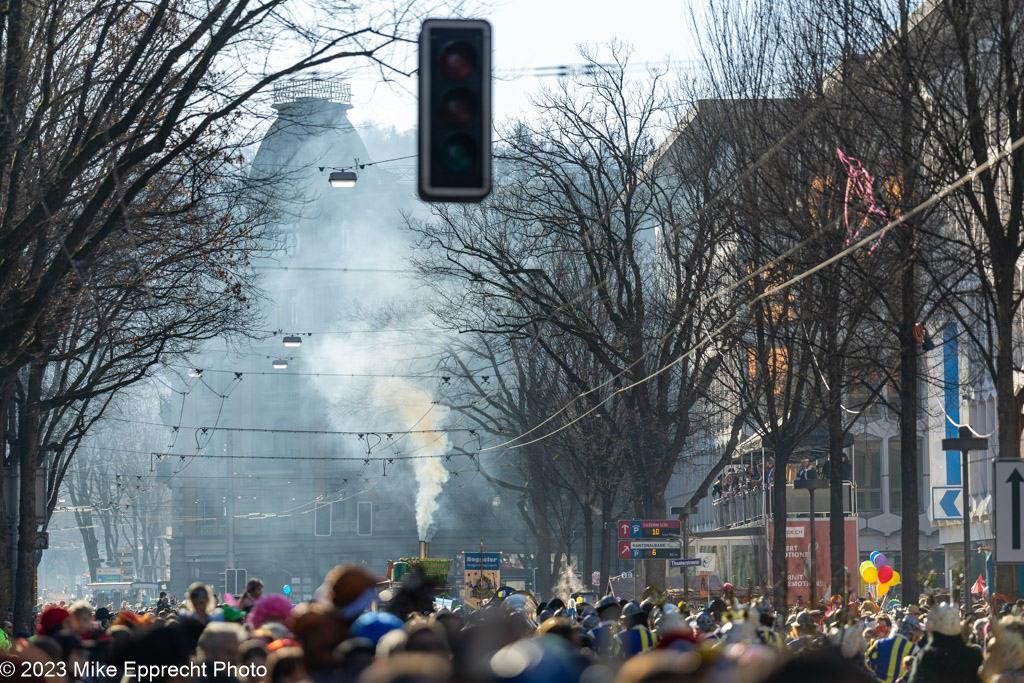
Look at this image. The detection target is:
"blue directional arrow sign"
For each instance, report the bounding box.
[931,486,962,521]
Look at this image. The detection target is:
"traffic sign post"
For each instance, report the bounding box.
[995,460,1024,564]
[618,519,684,599]
[617,539,681,559]
[618,519,681,539]
[942,426,988,614]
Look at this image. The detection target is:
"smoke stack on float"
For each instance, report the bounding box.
[420,541,429,559]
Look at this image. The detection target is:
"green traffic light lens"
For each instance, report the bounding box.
[440,134,475,172]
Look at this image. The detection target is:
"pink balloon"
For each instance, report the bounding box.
[878,565,894,584]
[873,553,887,569]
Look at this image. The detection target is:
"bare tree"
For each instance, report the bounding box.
[413,48,746,590]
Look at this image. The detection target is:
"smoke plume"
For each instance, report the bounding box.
[553,560,585,602]
[372,378,450,541]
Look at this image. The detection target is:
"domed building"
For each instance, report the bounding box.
[165,76,529,600]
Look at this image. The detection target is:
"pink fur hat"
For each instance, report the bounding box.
[248,594,294,630]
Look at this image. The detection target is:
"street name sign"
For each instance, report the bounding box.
[618,539,681,559]
[669,558,701,568]
[995,459,1024,564]
[617,519,681,539]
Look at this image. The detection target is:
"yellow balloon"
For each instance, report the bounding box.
[878,582,891,596]
[862,566,878,584]
[890,570,901,586]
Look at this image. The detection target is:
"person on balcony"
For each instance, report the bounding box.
[796,459,815,480]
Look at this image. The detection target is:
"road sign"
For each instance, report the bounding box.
[96,568,120,583]
[617,519,681,539]
[618,539,681,559]
[669,558,701,568]
[995,460,1024,564]
[931,486,963,521]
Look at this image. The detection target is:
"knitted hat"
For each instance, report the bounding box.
[926,603,961,637]
[248,594,294,630]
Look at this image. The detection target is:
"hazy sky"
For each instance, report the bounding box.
[346,0,704,133]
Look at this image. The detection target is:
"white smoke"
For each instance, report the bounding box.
[372,378,450,541]
[553,559,585,602]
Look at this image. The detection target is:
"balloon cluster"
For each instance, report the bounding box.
[860,552,901,596]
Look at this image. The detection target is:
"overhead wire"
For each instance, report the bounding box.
[475,129,1024,455]
[49,56,1010,519]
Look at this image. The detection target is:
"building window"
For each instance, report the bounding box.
[357,501,372,536]
[314,503,332,537]
[855,433,882,513]
[888,435,925,514]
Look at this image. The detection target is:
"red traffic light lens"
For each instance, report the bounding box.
[440,133,475,171]
[439,88,476,125]
[440,42,476,80]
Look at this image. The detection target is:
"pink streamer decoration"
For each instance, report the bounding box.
[837,148,890,254]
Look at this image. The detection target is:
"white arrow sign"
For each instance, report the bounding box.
[996,460,1024,564]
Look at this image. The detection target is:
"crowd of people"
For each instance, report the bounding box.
[712,463,766,499]
[4,569,1024,683]
[712,455,856,500]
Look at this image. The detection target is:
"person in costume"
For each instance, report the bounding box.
[906,602,981,683]
[239,578,264,611]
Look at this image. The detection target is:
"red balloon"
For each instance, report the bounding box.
[878,565,894,584]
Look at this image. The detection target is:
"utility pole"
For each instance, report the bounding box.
[671,506,698,602]
[795,479,828,607]
[225,432,235,583]
[941,426,987,614]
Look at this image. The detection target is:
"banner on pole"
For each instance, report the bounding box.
[463,552,500,608]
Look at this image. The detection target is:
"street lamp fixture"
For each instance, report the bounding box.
[283,336,302,348]
[329,171,357,188]
[272,359,289,369]
[188,368,202,378]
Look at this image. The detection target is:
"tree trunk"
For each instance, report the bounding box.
[68,469,101,583]
[14,363,43,632]
[0,456,8,617]
[895,0,922,605]
[532,483,554,596]
[582,505,593,590]
[828,395,847,599]
[899,243,921,603]
[0,378,10,616]
[771,448,790,612]
[642,487,667,591]
[823,280,847,600]
[995,270,1021,461]
[599,493,611,594]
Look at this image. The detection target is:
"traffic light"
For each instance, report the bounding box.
[418,19,492,202]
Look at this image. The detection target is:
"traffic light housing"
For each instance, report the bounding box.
[418,19,491,202]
